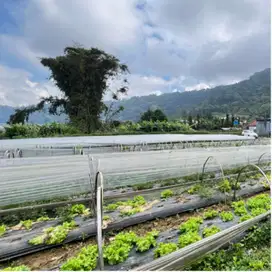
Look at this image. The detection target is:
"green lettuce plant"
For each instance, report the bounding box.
[203,226,221,237]
[154,242,178,258]
[219,211,234,222]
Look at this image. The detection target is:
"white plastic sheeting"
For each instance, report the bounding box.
[0,145,270,206]
[0,134,255,149]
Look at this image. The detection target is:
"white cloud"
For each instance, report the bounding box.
[0,0,270,106]
[185,83,211,92]
[0,65,60,107]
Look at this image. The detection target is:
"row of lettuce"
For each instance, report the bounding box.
[1,193,270,271]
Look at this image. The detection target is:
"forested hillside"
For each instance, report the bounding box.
[0,68,270,123]
[114,68,270,121]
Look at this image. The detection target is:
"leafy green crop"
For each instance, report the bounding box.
[61,245,98,271]
[29,221,76,245]
[70,204,88,215]
[247,194,270,211]
[203,209,218,219]
[219,211,234,222]
[178,232,201,248]
[103,231,139,265]
[0,224,6,237]
[130,195,146,207]
[2,265,30,271]
[36,216,51,222]
[251,208,267,217]
[20,220,33,230]
[154,242,178,258]
[160,189,174,199]
[103,215,110,221]
[105,203,118,212]
[232,200,248,216]
[136,235,157,252]
[135,230,159,252]
[239,214,253,223]
[103,240,132,265]
[105,196,146,215]
[114,231,138,244]
[218,179,231,193]
[188,220,271,271]
[187,184,201,194]
[120,207,141,217]
[179,217,203,234]
[202,226,221,237]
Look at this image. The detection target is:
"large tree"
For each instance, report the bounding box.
[9,45,129,132]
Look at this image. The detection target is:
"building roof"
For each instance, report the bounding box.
[249,120,257,126]
[256,118,271,122]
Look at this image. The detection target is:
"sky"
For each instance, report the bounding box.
[0,0,270,107]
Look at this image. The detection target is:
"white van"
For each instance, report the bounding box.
[242,130,258,138]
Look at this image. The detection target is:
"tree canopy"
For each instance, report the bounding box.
[140,108,168,122]
[9,45,129,132]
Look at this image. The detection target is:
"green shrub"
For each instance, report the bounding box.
[0,224,6,237]
[202,226,221,237]
[249,260,265,270]
[178,232,202,248]
[61,245,98,271]
[203,209,218,219]
[154,243,178,258]
[219,211,234,222]
[179,217,203,234]
[160,189,174,199]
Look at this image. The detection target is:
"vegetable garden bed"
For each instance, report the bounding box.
[1,192,270,271]
[0,171,269,263]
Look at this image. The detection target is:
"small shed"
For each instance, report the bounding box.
[256,118,271,137]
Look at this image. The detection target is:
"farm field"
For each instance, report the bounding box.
[0,139,271,271]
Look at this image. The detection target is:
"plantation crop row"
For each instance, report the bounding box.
[1,192,270,271]
[0,171,269,263]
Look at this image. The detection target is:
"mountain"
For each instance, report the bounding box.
[0,68,270,124]
[0,105,68,124]
[113,68,271,121]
